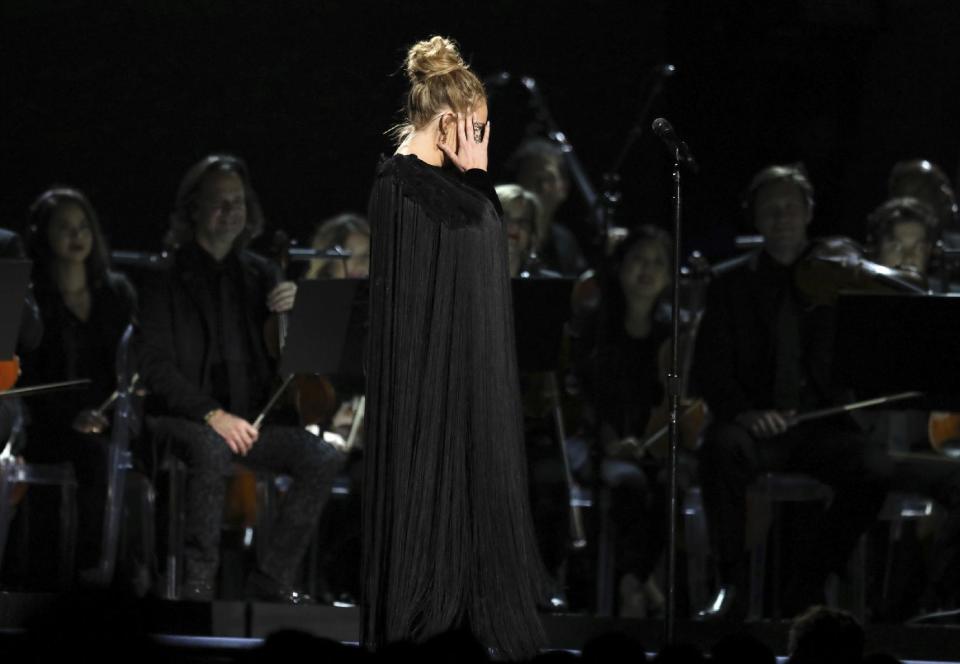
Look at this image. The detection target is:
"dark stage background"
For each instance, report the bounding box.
[3,0,959,261]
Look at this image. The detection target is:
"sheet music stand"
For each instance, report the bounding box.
[834,293,960,409]
[280,278,368,381]
[511,277,587,556]
[0,259,32,361]
[254,279,368,428]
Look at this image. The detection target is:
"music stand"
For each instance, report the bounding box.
[0,260,31,361]
[834,293,960,409]
[511,277,587,554]
[254,279,368,428]
[280,278,368,380]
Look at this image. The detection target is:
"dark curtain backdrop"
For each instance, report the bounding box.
[3,0,958,260]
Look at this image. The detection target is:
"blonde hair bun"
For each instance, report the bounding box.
[405,36,467,84]
[390,35,485,143]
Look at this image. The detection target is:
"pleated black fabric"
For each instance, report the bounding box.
[362,154,548,660]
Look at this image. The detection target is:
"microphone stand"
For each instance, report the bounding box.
[586,69,675,616]
[654,120,696,644]
[665,152,683,645]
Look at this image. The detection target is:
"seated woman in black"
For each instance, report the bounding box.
[20,187,137,582]
[574,224,680,617]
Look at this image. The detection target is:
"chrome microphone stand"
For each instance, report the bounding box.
[651,117,697,644]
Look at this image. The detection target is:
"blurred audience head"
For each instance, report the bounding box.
[787,605,864,664]
[862,654,904,664]
[652,643,706,663]
[25,186,110,286]
[581,631,647,663]
[166,153,265,251]
[305,212,370,279]
[420,627,489,663]
[711,632,776,664]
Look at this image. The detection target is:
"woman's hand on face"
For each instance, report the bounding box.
[438,112,490,173]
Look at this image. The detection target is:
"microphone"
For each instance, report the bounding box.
[482,71,512,87]
[651,117,698,172]
[519,76,538,93]
[654,63,677,78]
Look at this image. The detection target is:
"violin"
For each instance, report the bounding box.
[574,250,713,463]
[0,356,21,393]
[929,413,960,457]
[794,236,927,306]
[792,237,960,457]
[262,230,340,429]
[604,334,709,462]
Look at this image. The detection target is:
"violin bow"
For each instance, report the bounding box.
[785,391,924,427]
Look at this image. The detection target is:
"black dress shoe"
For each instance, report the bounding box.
[695,586,747,622]
[245,570,314,605]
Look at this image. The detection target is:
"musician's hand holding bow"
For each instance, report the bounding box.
[206,409,259,456]
[736,410,795,439]
[267,281,297,314]
[72,409,111,435]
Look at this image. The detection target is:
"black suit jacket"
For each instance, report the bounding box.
[137,243,281,421]
[693,251,838,423]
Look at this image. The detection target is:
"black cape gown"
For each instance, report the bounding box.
[362,153,548,659]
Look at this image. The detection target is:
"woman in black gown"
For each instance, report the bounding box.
[362,36,548,659]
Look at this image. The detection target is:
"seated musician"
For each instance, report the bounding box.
[887,159,960,291]
[571,225,685,617]
[887,159,958,234]
[869,196,940,284]
[507,139,588,277]
[496,183,561,278]
[858,196,960,617]
[694,164,893,620]
[14,187,136,584]
[303,213,370,280]
[301,212,369,605]
[855,197,940,455]
[0,227,42,456]
[138,154,344,603]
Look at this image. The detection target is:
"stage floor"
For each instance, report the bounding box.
[2,591,959,662]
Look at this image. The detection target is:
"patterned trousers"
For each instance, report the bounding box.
[148,416,344,586]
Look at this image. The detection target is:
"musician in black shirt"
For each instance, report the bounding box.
[694,165,893,619]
